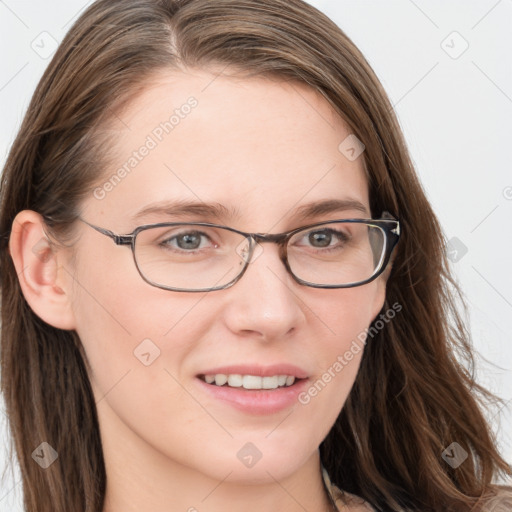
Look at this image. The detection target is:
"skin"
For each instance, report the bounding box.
[9,67,387,512]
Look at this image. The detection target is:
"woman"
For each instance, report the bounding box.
[1,1,511,511]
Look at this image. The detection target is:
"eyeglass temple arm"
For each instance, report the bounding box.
[380,210,400,236]
[78,218,133,246]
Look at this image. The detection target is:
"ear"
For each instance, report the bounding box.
[8,210,77,330]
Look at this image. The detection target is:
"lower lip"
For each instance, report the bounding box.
[194,377,309,415]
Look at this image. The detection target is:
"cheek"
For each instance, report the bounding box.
[316,284,383,349]
[67,249,214,395]
[298,285,382,421]
[69,262,220,463]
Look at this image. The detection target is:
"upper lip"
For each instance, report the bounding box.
[197,364,309,379]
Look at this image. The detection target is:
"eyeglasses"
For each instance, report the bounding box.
[73,212,400,292]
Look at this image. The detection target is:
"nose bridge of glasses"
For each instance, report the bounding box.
[251,232,288,245]
[238,231,289,267]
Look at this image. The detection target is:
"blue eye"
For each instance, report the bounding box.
[295,228,350,252]
[160,230,215,252]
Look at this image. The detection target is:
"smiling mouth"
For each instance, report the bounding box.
[198,374,306,390]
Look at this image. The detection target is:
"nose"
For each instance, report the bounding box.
[220,241,307,342]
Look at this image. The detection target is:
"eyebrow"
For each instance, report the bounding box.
[131,198,370,223]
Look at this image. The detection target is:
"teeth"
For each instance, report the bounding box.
[214,374,228,386]
[227,374,243,387]
[202,374,297,389]
[246,375,264,389]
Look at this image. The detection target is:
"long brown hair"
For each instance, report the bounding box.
[1,1,510,511]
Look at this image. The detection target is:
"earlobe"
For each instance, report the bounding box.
[8,210,77,330]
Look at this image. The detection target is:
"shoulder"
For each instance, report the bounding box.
[322,467,512,512]
[322,465,376,511]
[480,486,512,510]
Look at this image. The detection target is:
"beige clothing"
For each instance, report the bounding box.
[322,465,375,511]
[321,465,512,511]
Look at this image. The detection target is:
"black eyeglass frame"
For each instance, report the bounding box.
[73,211,400,292]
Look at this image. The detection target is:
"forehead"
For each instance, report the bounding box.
[86,67,370,229]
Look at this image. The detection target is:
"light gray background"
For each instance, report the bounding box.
[1,1,511,510]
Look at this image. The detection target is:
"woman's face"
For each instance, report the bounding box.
[61,68,387,483]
